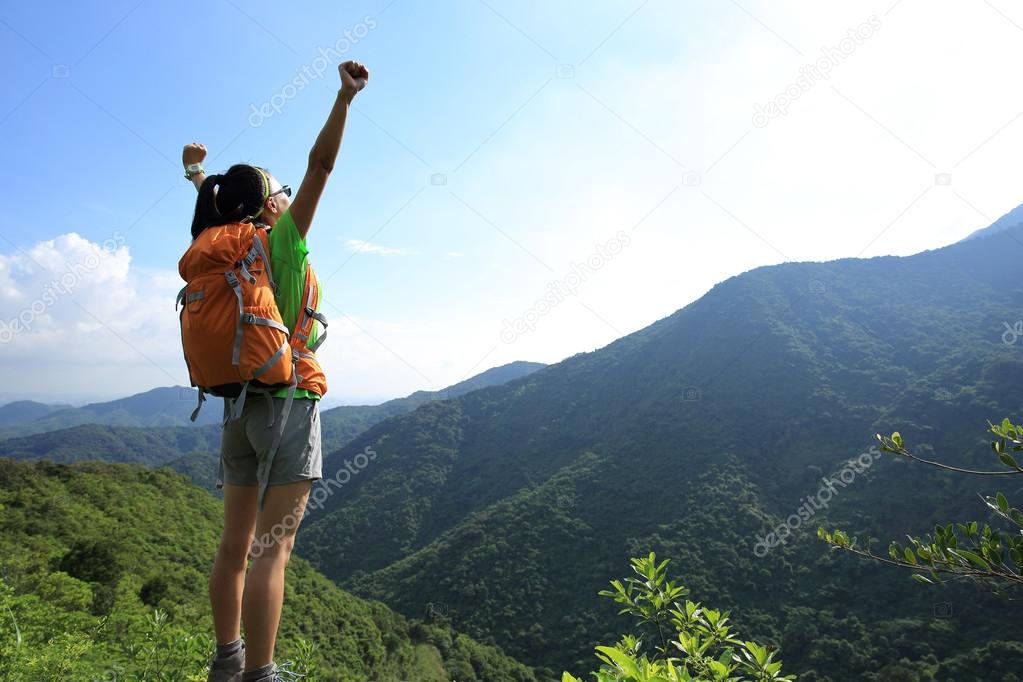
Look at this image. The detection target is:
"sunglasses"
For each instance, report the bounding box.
[270,185,292,198]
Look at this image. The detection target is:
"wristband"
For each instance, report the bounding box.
[184,163,205,180]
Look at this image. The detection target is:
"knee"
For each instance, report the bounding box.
[249,529,297,563]
[217,534,253,568]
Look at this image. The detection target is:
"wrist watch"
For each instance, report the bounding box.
[184,163,204,180]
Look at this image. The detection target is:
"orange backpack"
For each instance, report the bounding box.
[176,221,328,506]
[178,222,292,397]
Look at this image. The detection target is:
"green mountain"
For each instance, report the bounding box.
[0,423,221,466]
[0,400,70,426]
[295,212,1023,680]
[0,362,546,479]
[0,386,224,439]
[0,458,536,682]
[319,361,547,451]
[960,201,1023,242]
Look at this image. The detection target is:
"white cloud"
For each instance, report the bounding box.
[0,232,475,404]
[0,232,186,399]
[343,238,410,255]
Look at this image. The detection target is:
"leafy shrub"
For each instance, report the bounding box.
[563,553,794,682]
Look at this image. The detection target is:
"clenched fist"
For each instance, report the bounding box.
[182,142,207,167]
[339,61,369,96]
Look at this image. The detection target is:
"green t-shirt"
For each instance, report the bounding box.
[267,209,322,400]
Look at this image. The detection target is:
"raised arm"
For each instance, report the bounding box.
[289,60,369,240]
[182,142,207,191]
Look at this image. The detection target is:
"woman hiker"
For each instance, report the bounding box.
[182,60,369,682]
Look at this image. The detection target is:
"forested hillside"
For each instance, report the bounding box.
[295,213,1023,679]
[0,459,537,681]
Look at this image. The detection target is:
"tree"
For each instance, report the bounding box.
[819,417,1023,589]
[562,553,794,682]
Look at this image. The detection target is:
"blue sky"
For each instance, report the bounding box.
[2,0,1022,405]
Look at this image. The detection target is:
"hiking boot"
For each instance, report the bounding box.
[207,640,245,682]
[242,662,304,681]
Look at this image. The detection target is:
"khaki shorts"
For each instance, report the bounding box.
[218,395,322,492]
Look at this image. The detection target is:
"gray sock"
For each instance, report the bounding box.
[216,638,243,659]
[242,663,275,681]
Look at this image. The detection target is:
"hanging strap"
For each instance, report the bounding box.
[175,286,186,311]
[177,287,199,406]
[190,389,205,422]
[262,391,276,428]
[224,271,245,366]
[227,382,250,423]
[256,360,299,511]
[216,453,226,490]
[224,337,289,425]
[216,399,228,490]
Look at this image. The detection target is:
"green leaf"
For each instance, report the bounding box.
[950,549,991,571]
[595,646,641,678]
[1011,509,1023,528]
[997,492,1009,514]
[998,450,1020,470]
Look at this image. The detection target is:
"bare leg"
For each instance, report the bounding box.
[241,480,312,671]
[209,484,258,644]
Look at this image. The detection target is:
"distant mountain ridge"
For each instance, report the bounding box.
[0,361,547,486]
[0,386,223,438]
[0,399,71,426]
[960,201,1023,242]
[320,361,547,448]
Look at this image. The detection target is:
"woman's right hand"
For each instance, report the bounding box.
[182,142,207,167]
[339,60,369,96]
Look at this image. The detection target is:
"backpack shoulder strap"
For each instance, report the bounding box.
[237,227,276,294]
[293,265,328,352]
[251,228,276,294]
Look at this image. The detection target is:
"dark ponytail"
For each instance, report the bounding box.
[190,164,271,240]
